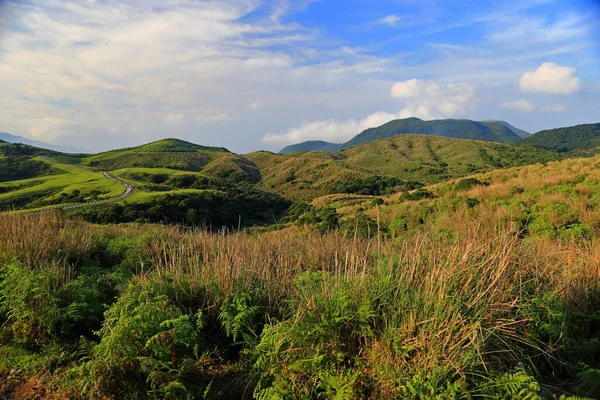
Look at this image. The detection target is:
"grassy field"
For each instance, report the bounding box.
[1,176,600,398]
[0,158,125,211]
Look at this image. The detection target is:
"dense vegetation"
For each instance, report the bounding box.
[520,123,600,155]
[0,157,62,182]
[280,117,525,153]
[72,189,290,228]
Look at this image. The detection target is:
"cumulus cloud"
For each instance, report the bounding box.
[391,79,476,120]
[264,78,477,146]
[390,79,421,98]
[501,99,535,112]
[519,62,582,94]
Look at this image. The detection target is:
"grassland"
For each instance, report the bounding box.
[1,167,600,398]
[0,158,124,211]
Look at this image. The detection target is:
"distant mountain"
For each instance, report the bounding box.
[278,118,525,154]
[484,120,530,139]
[280,140,343,154]
[520,123,600,155]
[0,132,88,153]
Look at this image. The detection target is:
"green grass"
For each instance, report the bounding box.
[0,159,124,211]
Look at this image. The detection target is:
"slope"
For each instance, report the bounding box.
[519,123,600,155]
[250,134,558,201]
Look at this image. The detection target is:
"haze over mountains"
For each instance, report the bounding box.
[0,132,88,154]
[279,118,530,154]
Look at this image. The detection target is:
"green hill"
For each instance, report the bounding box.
[279,118,524,154]
[520,123,600,155]
[279,140,343,153]
[251,134,558,201]
[484,120,530,139]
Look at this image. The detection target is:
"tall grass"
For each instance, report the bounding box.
[1,212,599,398]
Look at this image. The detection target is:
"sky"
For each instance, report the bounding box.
[0,0,599,153]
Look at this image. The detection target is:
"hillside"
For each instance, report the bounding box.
[279,118,524,154]
[485,120,530,139]
[520,123,600,155]
[279,140,343,153]
[2,153,600,398]
[251,134,558,201]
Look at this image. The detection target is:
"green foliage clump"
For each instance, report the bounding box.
[334,176,420,196]
[252,272,377,399]
[454,177,489,191]
[399,188,435,202]
[0,262,116,346]
[0,157,62,182]
[74,189,291,229]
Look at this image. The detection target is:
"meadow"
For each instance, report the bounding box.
[1,155,599,399]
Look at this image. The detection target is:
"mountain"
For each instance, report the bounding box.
[484,120,530,139]
[278,118,525,154]
[251,134,558,201]
[0,132,88,153]
[279,140,343,154]
[520,123,600,155]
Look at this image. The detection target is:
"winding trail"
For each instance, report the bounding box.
[24,158,135,215]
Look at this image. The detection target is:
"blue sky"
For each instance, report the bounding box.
[0,0,598,153]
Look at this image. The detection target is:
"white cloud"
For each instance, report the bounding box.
[165,113,184,124]
[249,102,263,110]
[392,79,476,120]
[262,111,398,146]
[264,78,477,146]
[501,99,535,112]
[29,117,76,143]
[519,62,582,94]
[378,15,403,27]
[390,78,421,98]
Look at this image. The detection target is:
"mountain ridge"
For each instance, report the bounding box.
[279,118,528,154]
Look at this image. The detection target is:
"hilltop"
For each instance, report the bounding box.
[520,123,600,155]
[279,118,524,153]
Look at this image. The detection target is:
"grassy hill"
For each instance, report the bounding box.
[520,123,600,155]
[252,134,559,201]
[279,118,525,154]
